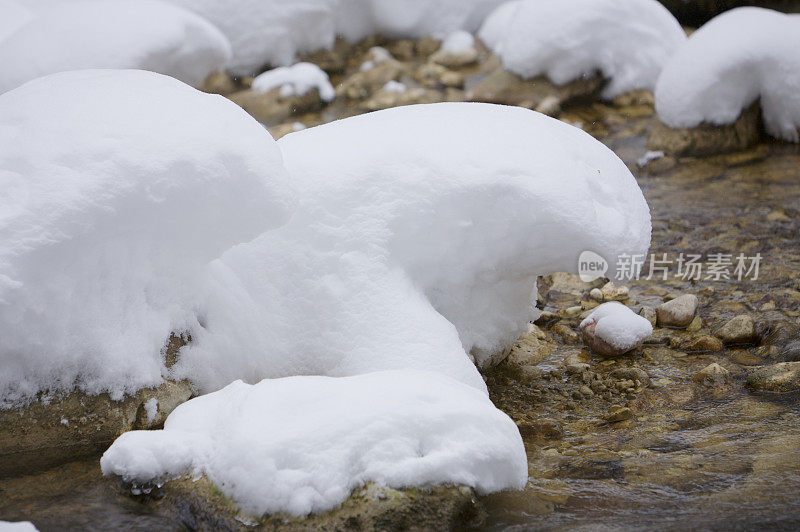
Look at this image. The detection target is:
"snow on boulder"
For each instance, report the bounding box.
[0,70,295,406]
[164,0,338,76]
[478,0,686,98]
[580,302,653,357]
[252,62,336,102]
[655,7,800,142]
[173,102,651,393]
[0,0,33,42]
[0,0,231,94]
[101,370,527,516]
[162,0,505,75]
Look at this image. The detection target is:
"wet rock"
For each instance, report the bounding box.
[746,362,800,393]
[656,294,698,328]
[0,379,193,477]
[468,68,601,108]
[730,349,764,366]
[639,306,657,326]
[605,406,633,423]
[199,71,238,95]
[413,63,464,89]
[682,335,723,353]
[360,86,443,112]
[647,102,761,157]
[552,322,581,343]
[299,41,349,74]
[540,272,604,302]
[228,87,325,124]
[686,315,703,332]
[144,476,483,531]
[611,367,651,388]
[430,48,478,69]
[692,363,731,387]
[268,121,306,140]
[415,37,442,58]
[601,282,629,301]
[336,52,404,100]
[612,90,654,108]
[517,419,564,442]
[534,95,561,117]
[505,324,555,367]
[715,314,758,345]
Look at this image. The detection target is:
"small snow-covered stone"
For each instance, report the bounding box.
[580,303,653,357]
[252,62,335,102]
[656,294,698,328]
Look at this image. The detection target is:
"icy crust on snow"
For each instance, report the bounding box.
[655,7,800,142]
[162,0,505,75]
[0,70,294,406]
[580,302,653,351]
[101,370,527,516]
[252,62,335,102]
[0,0,231,94]
[173,103,651,392]
[478,0,686,98]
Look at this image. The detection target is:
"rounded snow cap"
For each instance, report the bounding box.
[479,0,686,98]
[655,7,800,142]
[0,69,294,405]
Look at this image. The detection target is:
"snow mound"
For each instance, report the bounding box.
[252,62,335,102]
[0,0,33,41]
[478,0,686,98]
[173,103,651,393]
[162,0,505,75]
[580,302,653,353]
[101,370,527,516]
[655,7,800,142]
[0,70,294,406]
[0,0,231,94]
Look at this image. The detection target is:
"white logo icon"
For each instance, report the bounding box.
[578,250,608,282]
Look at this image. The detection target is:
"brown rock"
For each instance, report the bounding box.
[228,87,325,124]
[656,294,698,328]
[647,102,761,157]
[682,335,723,353]
[605,405,633,423]
[468,68,601,108]
[715,314,758,345]
[746,362,800,393]
[692,363,731,386]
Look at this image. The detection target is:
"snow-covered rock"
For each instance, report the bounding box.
[431,30,479,69]
[172,102,651,393]
[0,522,38,532]
[0,70,294,406]
[252,62,335,102]
[478,0,686,98]
[0,0,231,94]
[580,302,653,356]
[162,0,505,75]
[655,7,800,142]
[101,370,527,517]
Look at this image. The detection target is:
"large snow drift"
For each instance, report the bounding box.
[173,103,651,393]
[162,0,506,75]
[0,70,294,406]
[655,7,800,142]
[0,0,231,94]
[478,0,686,98]
[101,370,527,516]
